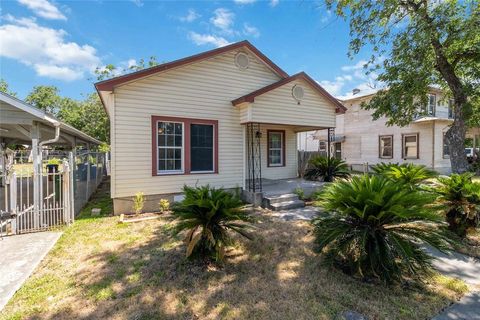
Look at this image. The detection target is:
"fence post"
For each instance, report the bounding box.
[9,172,17,234]
[69,152,75,221]
[86,154,90,201]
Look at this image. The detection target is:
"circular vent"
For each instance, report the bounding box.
[292,85,305,101]
[235,52,249,70]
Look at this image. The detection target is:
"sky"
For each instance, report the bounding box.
[0,0,378,100]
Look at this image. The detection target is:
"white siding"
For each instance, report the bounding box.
[111,49,282,198]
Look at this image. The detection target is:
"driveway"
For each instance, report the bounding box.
[0,232,61,310]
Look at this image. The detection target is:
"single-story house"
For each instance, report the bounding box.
[298,88,480,174]
[95,40,345,214]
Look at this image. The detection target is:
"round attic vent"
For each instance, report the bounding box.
[292,85,305,101]
[235,52,250,70]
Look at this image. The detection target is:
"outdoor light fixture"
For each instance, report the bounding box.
[255,131,262,139]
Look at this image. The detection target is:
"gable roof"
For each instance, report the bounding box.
[231,72,347,113]
[95,40,288,92]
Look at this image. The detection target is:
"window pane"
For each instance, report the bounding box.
[191,124,214,172]
[158,160,165,171]
[380,136,393,158]
[268,131,283,165]
[404,135,418,158]
[157,121,183,172]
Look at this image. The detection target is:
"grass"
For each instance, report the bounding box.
[0,181,470,320]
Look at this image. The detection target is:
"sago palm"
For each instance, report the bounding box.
[304,156,350,182]
[435,173,480,237]
[373,163,437,189]
[313,175,452,283]
[170,185,254,261]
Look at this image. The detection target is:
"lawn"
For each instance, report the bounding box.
[0,181,470,320]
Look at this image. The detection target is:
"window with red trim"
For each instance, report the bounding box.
[152,116,218,175]
[267,130,285,167]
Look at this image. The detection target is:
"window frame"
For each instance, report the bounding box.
[402,133,419,159]
[442,132,450,159]
[156,121,185,174]
[378,135,394,159]
[427,94,436,116]
[267,130,286,167]
[151,116,218,176]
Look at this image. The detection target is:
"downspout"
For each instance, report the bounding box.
[39,122,61,147]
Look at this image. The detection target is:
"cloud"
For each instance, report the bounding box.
[270,0,279,7]
[17,0,66,20]
[210,8,235,34]
[318,79,345,96]
[320,10,332,23]
[0,16,101,81]
[341,60,368,72]
[234,0,256,4]
[179,9,200,22]
[188,32,230,48]
[130,0,143,7]
[243,23,260,38]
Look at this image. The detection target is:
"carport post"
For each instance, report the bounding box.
[31,122,41,229]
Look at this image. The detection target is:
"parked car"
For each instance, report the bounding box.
[465,148,479,162]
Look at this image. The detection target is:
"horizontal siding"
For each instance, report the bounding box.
[251,79,336,128]
[112,49,281,197]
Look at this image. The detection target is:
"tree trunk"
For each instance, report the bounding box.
[446,109,469,173]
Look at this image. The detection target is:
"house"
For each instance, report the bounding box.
[298,88,480,174]
[95,41,346,214]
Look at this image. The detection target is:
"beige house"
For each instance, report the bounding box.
[96,41,345,214]
[299,89,480,174]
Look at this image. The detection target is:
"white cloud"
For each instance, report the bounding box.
[210,8,235,34]
[126,59,137,68]
[188,32,230,48]
[130,0,143,7]
[270,0,279,7]
[180,9,200,22]
[320,10,332,23]
[243,23,260,38]
[0,16,101,81]
[318,79,345,96]
[341,60,368,72]
[234,0,256,4]
[17,0,66,20]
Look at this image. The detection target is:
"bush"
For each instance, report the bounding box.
[435,173,480,237]
[159,199,170,213]
[372,163,436,189]
[304,156,350,182]
[313,175,452,283]
[47,158,61,166]
[132,192,145,215]
[171,185,254,261]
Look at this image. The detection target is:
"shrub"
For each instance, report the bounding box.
[435,173,480,237]
[313,175,452,283]
[304,156,350,182]
[47,158,61,166]
[159,199,170,213]
[373,163,437,189]
[132,192,145,215]
[171,185,254,261]
[293,187,305,200]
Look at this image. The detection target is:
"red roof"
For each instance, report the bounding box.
[95,40,288,91]
[231,72,347,113]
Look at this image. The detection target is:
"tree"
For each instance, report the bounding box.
[25,85,62,115]
[94,56,160,81]
[0,79,17,97]
[328,0,480,173]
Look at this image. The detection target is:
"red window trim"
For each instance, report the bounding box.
[378,135,394,159]
[267,129,286,167]
[151,116,219,176]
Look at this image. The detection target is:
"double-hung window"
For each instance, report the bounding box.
[153,116,217,175]
[402,133,419,159]
[427,94,436,116]
[379,135,393,159]
[267,130,285,167]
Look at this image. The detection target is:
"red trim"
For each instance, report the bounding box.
[151,116,218,176]
[231,72,347,114]
[96,41,288,92]
[267,130,286,167]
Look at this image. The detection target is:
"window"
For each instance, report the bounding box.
[334,142,342,160]
[448,99,454,119]
[152,116,218,175]
[379,135,393,159]
[267,130,285,167]
[426,94,436,116]
[402,133,419,159]
[443,133,450,158]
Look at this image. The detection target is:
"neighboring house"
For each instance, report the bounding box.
[299,88,480,174]
[95,41,345,214]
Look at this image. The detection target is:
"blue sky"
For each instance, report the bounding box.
[0,0,377,100]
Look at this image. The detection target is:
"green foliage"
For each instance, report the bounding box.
[304,156,350,182]
[132,192,145,215]
[0,79,17,97]
[158,199,170,213]
[435,173,480,237]
[293,187,305,201]
[47,158,61,166]
[170,185,254,262]
[98,143,110,153]
[372,163,437,189]
[313,175,452,283]
[25,85,62,115]
[94,56,160,81]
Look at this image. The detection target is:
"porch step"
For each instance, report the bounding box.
[263,194,305,211]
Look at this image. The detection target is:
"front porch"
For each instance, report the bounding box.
[262,178,325,197]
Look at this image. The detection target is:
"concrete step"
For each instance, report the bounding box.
[267,199,306,211]
[263,193,299,205]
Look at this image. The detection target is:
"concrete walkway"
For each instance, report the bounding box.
[267,206,322,221]
[0,232,61,310]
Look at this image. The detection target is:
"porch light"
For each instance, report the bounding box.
[255,131,262,139]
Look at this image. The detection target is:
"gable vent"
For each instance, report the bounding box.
[292,85,305,101]
[235,52,250,70]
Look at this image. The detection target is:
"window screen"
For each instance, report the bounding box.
[158,121,183,172]
[190,124,214,172]
[403,134,418,159]
[268,131,284,166]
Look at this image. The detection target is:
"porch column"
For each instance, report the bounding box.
[328,127,335,158]
[31,122,41,228]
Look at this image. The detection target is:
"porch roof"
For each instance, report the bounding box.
[231,72,347,114]
[0,92,102,146]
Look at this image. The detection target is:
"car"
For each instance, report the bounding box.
[465,147,479,162]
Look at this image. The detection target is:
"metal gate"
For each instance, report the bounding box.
[1,154,74,235]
